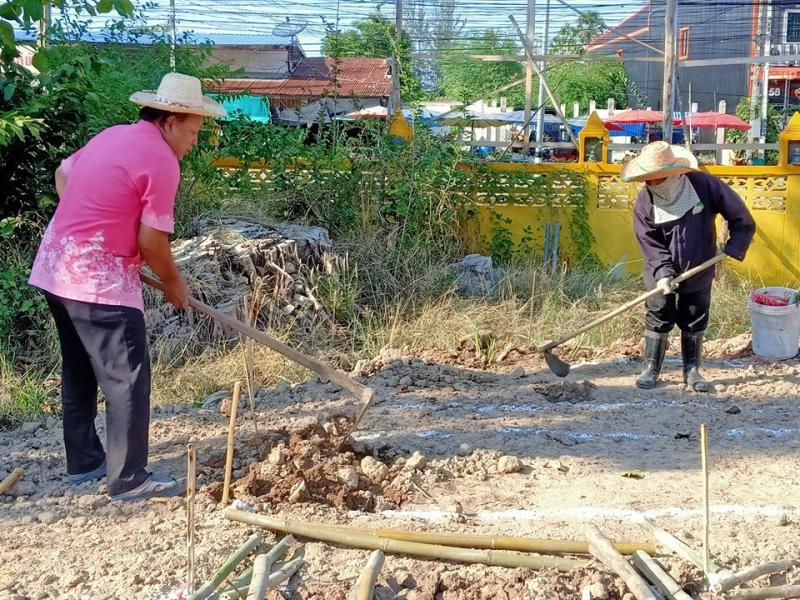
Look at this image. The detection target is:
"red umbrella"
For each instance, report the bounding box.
[683,111,751,131]
[606,109,681,125]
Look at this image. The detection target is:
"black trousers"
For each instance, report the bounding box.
[644,285,712,334]
[45,292,151,496]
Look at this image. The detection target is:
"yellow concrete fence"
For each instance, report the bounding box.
[213,112,800,286]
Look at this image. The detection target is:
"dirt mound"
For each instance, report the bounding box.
[206,419,413,512]
[535,380,595,403]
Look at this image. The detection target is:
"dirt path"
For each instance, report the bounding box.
[1,347,799,599]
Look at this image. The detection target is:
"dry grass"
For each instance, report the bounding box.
[0,255,756,422]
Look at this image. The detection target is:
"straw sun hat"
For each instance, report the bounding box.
[620,141,698,182]
[129,72,226,118]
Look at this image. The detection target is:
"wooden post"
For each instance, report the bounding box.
[222,381,242,505]
[716,100,727,164]
[586,525,658,600]
[187,438,197,596]
[700,423,710,575]
[662,0,677,140]
[242,295,259,435]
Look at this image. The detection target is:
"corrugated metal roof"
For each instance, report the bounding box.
[211,57,391,98]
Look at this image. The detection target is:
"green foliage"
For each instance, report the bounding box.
[549,11,604,56]
[0,1,133,61]
[321,11,422,101]
[438,30,524,105]
[0,9,236,357]
[728,97,782,164]
[487,211,515,265]
[546,61,629,113]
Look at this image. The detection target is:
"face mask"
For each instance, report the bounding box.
[647,176,683,200]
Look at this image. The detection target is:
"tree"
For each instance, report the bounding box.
[438,30,524,105]
[545,13,629,112]
[321,12,423,102]
[403,0,465,92]
[549,11,604,56]
[0,0,133,62]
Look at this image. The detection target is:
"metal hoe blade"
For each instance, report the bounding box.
[543,350,570,378]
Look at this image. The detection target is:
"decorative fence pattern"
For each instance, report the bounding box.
[213,158,800,286]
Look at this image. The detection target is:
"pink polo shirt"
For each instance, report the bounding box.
[29,120,180,311]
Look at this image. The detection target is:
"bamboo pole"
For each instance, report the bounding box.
[246,553,269,600]
[632,551,692,600]
[219,559,305,600]
[700,423,710,575]
[225,509,586,571]
[586,525,658,600]
[222,381,242,505]
[246,535,298,600]
[726,586,800,600]
[242,295,259,436]
[634,517,728,578]
[331,523,656,556]
[348,550,385,600]
[716,560,799,593]
[187,438,198,596]
[190,532,262,600]
[0,468,23,495]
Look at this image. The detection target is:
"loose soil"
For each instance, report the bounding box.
[1,339,799,599]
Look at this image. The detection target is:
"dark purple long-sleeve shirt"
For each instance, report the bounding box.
[632,171,756,293]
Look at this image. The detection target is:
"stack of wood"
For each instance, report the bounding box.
[144,218,336,362]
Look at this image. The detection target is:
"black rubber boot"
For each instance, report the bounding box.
[682,330,709,392]
[635,332,669,389]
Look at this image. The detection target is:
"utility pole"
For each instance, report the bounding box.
[661,0,677,141]
[169,0,177,70]
[388,0,403,116]
[534,0,551,162]
[522,0,536,155]
[760,0,772,159]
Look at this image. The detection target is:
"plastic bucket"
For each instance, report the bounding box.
[749,287,800,359]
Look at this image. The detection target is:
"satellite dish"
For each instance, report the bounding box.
[272,19,308,38]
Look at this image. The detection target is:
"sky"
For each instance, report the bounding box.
[51,0,649,57]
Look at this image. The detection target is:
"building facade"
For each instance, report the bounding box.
[588,0,756,113]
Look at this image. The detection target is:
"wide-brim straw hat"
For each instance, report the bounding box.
[130,72,226,118]
[620,141,698,182]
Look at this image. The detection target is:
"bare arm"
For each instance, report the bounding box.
[55,165,68,198]
[138,223,189,308]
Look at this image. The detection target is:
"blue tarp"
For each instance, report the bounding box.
[210,94,270,123]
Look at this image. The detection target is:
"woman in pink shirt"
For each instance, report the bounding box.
[29,73,226,501]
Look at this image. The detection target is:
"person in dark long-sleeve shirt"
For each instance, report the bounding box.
[622,142,755,392]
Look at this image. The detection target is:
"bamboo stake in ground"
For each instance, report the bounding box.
[716,560,799,593]
[632,551,692,600]
[0,468,23,495]
[585,525,658,600]
[242,295,259,436]
[726,585,800,600]
[700,423,710,575]
[225,508,586,571]
[348,550,385,600]
[190,532,262,600]
[222,381,242,505]
[187,438,198,597]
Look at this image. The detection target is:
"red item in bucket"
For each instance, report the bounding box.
[752,292,789,307]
